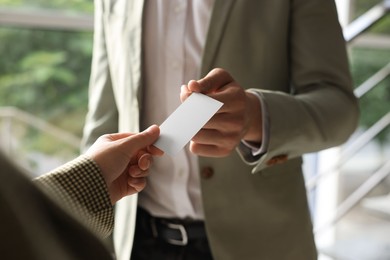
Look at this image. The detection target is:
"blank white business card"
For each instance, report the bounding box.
[154,92,223,156]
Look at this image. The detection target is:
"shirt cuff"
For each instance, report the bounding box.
[240,90,270,158]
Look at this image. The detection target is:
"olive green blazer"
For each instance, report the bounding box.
[82,0,359,259]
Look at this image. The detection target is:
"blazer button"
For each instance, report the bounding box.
[266,154,288,166]
[201,167,214,179]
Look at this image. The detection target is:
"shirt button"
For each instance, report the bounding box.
[201,167,214,179]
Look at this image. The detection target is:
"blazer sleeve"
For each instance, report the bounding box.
[81,0,119,152]
[238,0,359,173]
[34,155,114,238]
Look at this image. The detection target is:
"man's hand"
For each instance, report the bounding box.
[85,125,163,204]
[180,68,262,157]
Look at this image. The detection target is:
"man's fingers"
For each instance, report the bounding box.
[180,85,192,102]
[188,68,233,93]
[189,141,232,158]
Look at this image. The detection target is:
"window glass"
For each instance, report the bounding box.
[320,1,390,259]
[0,0,93,13]
[0,4,93,175]
[349,0,390,140]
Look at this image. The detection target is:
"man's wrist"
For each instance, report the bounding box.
[243,89,270,156]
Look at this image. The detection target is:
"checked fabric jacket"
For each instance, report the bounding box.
[0,153,115,260]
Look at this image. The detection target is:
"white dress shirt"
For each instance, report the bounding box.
[140,0,214,220]
[140,0,267,220]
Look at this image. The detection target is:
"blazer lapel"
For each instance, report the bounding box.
[201,0,234,76]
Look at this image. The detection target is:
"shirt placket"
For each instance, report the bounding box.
[164,0,196,216]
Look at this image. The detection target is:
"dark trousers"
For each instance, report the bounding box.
[130,207,213,260]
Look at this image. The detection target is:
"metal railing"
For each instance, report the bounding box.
[310,0,390,235]
[0,8,93,31]
[306,63,390,191]
[344,0,390,42]
[0,106,81,154]
[315,159,390,234]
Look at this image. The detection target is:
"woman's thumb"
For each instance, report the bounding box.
[124,125,160,152]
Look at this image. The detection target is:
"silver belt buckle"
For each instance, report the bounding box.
[167,223,188,246]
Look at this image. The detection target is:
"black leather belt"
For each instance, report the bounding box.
[137,207,207,246]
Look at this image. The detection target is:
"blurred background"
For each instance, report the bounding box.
[0,0,92,174]
[0,0,389,259]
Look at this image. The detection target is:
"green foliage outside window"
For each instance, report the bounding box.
[0,0,93,173]
[0,0,93,13]
[0,0,94,136]
[0,28,92,136]
[346,0,390,144]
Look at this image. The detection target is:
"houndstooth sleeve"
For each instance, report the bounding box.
[34,155,114,238]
